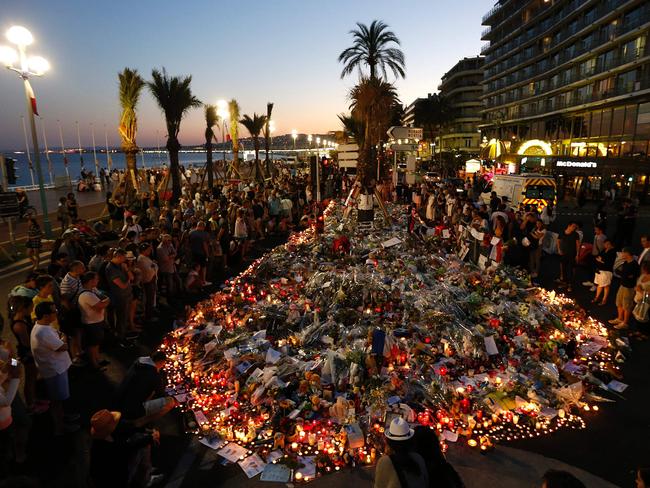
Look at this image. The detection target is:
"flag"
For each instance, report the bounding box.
[25,80,39,116]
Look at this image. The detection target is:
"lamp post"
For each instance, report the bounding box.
[291,129,297,151]
[307,134,313,160]
[315,137,321,202]
[1,26,52,237]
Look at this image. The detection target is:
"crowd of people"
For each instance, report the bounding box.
[1,165,649,487]
[0,164,348,487]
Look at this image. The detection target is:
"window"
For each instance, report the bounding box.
[611,107,625,135]
[623,105,637,136]
[590,111,602,137]
[617,69,639,93]
[601,109,612,138]
[595,77,615,97]
[464,139,472,148]
[597,50,617,71]
[621,36,646,62]
[579,57,596,77]
[576,83,593,103]
[636,102,650,138]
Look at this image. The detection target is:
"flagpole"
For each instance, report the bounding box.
[57,119,71,184]
[91,123,99,182]
[104,125,112,172]
[40,117,54,185]
[156,130,162,167]
[75,120,84,171]
[21,116,36,187]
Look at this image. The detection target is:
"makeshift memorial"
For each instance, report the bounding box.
[161,201,625,481]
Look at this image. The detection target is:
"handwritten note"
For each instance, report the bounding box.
[484,335,499,356]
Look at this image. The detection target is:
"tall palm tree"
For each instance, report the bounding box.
[338,20,405,81]
[240,113,267,183]
[118,68,145,200]
[147,68,201,201]
[204,104,219,187]
[263,102,274,176]
[349,77,400,184]
[228,99,241,177]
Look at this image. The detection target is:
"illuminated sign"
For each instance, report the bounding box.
[556,160,598,168]
[517,139,553,156]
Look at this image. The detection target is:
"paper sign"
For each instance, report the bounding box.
[607,380,628,393]
[174,393,188,403]
[266,348,282,364]
[288,409,301,419]
[217,443,248,463]
[199,436,226,450]
[426,228,436,237]
[459,246,469,261]
[193,410,208,425]
[296,456,316,479]
[224,347,238,360]
[238,453,266,478]
[381,237,402,248]
[236,361,253,375]
[260,463,292,483]
[490,236,500,246]
[442,229,451,239]
[470,229,484,241]
[266,450,284,464]
[458,225,464,233]
[484,335,499,356]
[478,255,488,270]
[442,430,458,442]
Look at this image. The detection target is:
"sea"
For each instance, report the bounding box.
[2,148,283,188]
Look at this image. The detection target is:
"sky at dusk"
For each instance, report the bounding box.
[1,0,488,150]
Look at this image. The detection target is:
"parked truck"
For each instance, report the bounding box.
[483,174,556,210]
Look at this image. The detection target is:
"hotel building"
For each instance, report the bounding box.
[480,0,650,200]
[438,56,485,156]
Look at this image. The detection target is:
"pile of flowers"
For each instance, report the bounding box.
[161,202,626,481]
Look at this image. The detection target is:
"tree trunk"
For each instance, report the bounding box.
[167,138,182,201]
[206,138,214,188]
[232,143,239,178]
[124,149,139,204]
[254,138,263,183]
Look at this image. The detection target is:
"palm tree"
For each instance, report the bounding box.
[349,77,400,183]
[117,68,145,200]
[240,113,267,183]
[204,104,219,187]
[228,99,241,177]
[338,20,405,80]
[338,113,365,146]
[263,102,274,176]
[147,68,201,201]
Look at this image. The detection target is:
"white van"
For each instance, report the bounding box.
[483,174,556,209]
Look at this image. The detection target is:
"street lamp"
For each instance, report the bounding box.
[216,99,228,166]
[291,129,297,151]
[1,26,52,237]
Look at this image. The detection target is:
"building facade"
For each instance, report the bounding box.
[480,0,650,200]
[438,56,485,155]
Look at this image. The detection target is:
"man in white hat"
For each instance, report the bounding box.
[374,417,429,488]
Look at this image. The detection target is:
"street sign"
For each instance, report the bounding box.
[339,160,358,168]
[0,192,20,218]
[387,126,423,140]
[390,144,418,151]
[338,152,359,161]
[338,143,359,152]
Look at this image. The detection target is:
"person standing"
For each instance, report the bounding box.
[638,234,650,266]
[412,426,463,488]
[529,220,546,279]
[136,243,158,323]
[57,196,70,235]
[31,301,75,435]
[609,247,640,329]
[156,234,179,300]
[104,249,133,342]
[582,225,607,290]
[557,222,580,292]
[66,192,78,221]
[592,239,616,306]
[77,272,111,369]
[188,221,211,286]
[25,215,43,270]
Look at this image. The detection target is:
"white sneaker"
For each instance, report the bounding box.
[582,281,594,287]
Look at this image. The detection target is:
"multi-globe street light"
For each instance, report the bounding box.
[0,26,52,237]
[291,129,297,151]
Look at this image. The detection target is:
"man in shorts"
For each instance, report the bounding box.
[610,247,640,329]
[31,302,77,435]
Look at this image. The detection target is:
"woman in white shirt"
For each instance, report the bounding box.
[234,208,250,259]
[77,272,111,369]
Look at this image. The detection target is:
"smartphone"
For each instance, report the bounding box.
[11,358,18,367]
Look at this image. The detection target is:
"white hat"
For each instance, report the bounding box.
[384,417,414,441]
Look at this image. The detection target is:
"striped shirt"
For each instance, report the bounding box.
[60,273,81,301]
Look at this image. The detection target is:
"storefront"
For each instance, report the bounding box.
[516,155,650,202]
